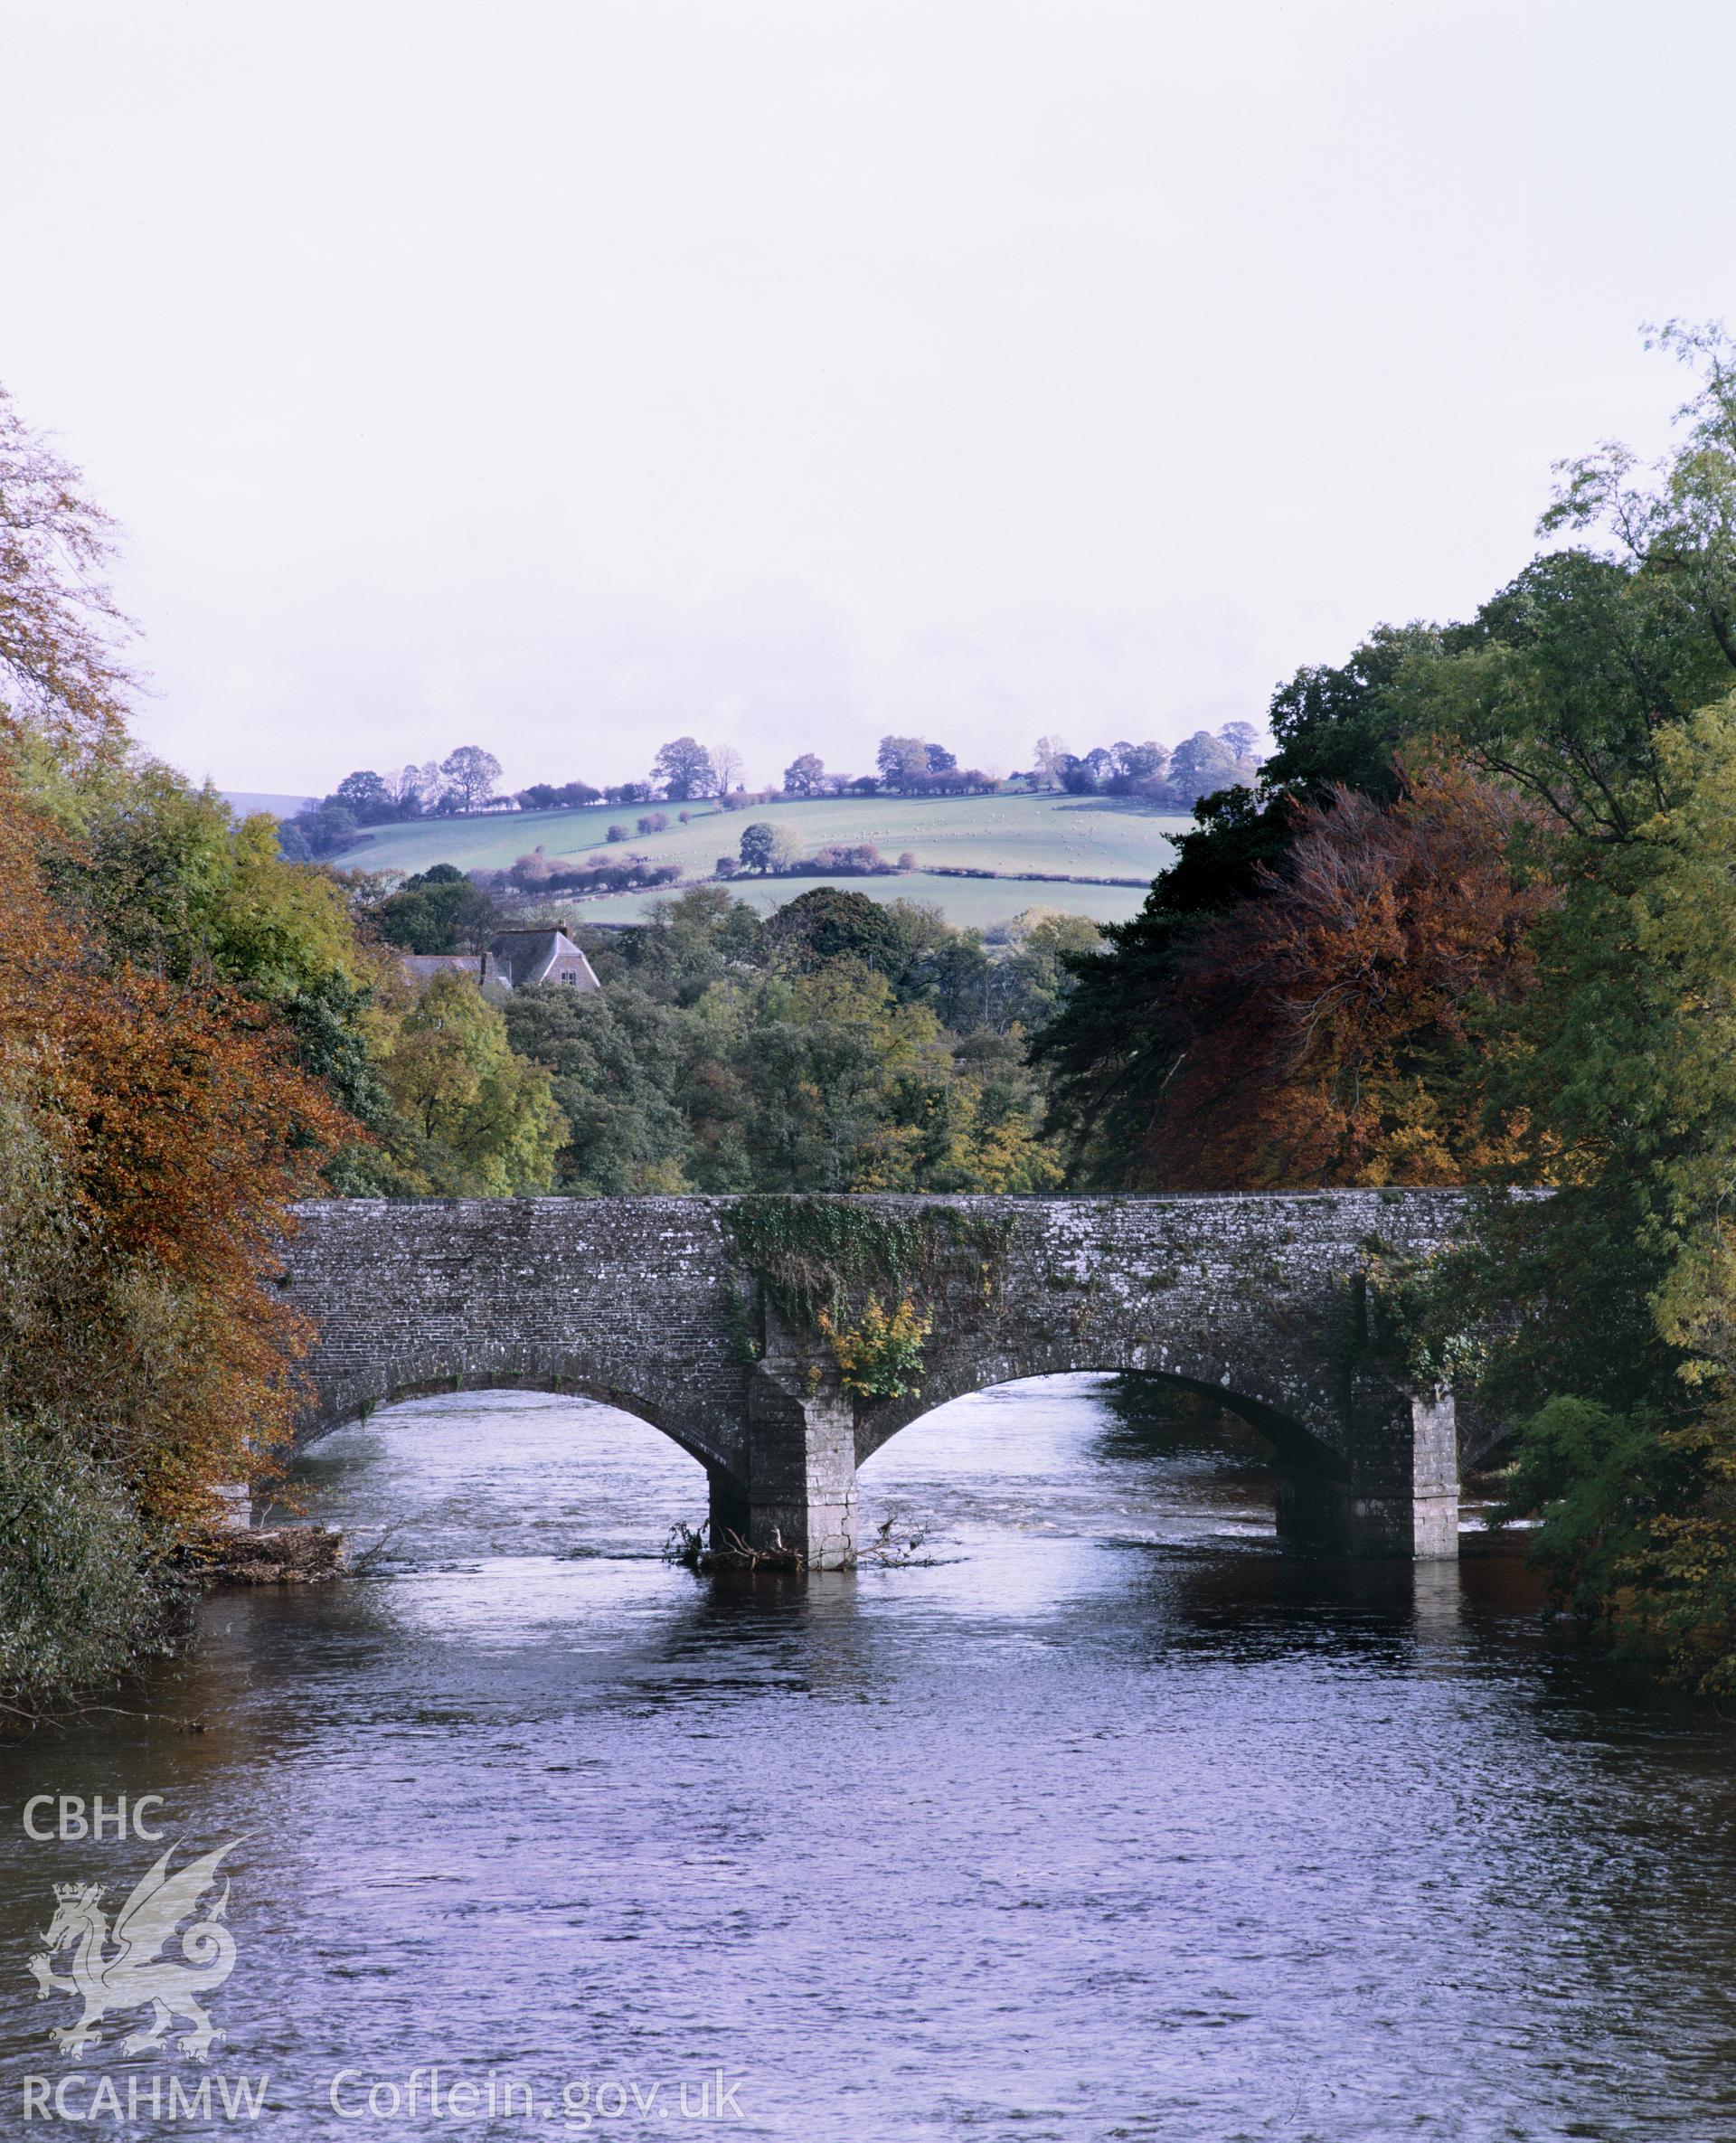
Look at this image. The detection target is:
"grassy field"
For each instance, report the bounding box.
[567,871,1153,930]
[335,790,1184,929]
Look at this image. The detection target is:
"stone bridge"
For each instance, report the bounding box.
[280,1191,1492,1566]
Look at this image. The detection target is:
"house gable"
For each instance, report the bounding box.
[397,930,601,996]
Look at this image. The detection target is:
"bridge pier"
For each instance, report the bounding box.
[714,1368,1458,1572]
[706,1353,858,1569]
[1275,1378,1458,1559]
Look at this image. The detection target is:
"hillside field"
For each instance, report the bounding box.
[571,870,1153,930]
[330,790,1186,929]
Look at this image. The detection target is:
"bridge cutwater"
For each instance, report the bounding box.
[281,1192,1489,1566]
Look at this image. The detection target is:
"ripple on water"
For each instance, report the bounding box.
[4,1379,1735,2142]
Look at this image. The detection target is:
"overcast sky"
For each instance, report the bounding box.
[3,0,1731,798]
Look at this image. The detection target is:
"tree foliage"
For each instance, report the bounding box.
[0,386,134,758]
[1032,320,1736,1694]
[377,972,565,1194]
[367,863,505,952]
[0,1413,180,1714]
[650,736,715,801]
[439,744,503,812]
[738,820,798,874]
[503,887,1070,1197]
[1094,765,1553,1189]
[0,774,354,1533]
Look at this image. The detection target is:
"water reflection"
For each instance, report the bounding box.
[3,1377,1735,2141]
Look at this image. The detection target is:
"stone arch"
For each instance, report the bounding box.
[856,1347,1349,1485]
[295,1364,746,1491]
[1457,1408,1516,1475]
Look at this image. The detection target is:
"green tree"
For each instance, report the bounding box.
[994,910,1100,1032]
[368,864,505,952]
[1543,318,1736,670]
[1263,623,1439,800]
[1419,701,1736,1685]
[919,929,993,1031]
[724,964,952,1191]
[1413,549,1726,844]
[504,885,1064,1198]
[377,972,566,1194]
[278,800,358,858]
[738,820,797,873]
[1165,731,1243,799]
[439,745,502,812]
[333,769,396,821]
[650,736,715,801]
[783,751,826,795]
[762,886,916,984]
[0,1413,179,1712]
[39,763,361,991]
[875,735,930,791]
[632,884,764,997]
[503,984,691,1193]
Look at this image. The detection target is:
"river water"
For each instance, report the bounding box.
[5,1376,1736,2140]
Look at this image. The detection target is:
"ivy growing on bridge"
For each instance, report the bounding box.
[1326,1241,1482,1391]
[817,1296,933,1401]
[724,1197,1014,1400]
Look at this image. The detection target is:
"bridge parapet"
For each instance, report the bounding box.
[281,1191,1474,1566]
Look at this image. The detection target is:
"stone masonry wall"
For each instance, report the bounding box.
[282,1190,1475,1494]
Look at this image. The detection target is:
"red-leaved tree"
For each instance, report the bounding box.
[1135,764,1556,1188]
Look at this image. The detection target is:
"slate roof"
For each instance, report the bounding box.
[397,932,601,996]
[486,929,602,991]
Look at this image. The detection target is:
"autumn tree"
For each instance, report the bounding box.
[1109,767,1553,1189]
[0,380,568,1708]
[0,774,354,1537]
[1035,323,1736,1694]
[1037,619,1482,1181]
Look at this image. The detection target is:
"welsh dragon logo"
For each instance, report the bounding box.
[27,1840,240,2062]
